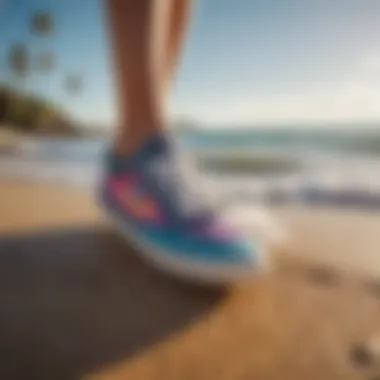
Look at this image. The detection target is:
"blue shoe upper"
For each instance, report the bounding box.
[101,134,260,266]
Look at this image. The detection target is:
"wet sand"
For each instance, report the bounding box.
[1,181,380,380]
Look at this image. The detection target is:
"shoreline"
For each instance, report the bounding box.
[2,180,380,280]
[2,158,380,215]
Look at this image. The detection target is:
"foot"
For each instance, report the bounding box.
[99,133,267,284]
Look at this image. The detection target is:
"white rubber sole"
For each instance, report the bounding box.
[102,204,268,285]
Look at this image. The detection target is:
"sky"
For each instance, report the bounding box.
[1,0,380,128]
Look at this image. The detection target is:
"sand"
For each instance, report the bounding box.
[1,180,380,380]
[0,180,102,235]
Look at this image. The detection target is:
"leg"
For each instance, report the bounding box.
[102,0,265,284]
[163,0,193,96]
[106,0,170,155]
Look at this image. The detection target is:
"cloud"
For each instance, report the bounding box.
[175,52,380,127]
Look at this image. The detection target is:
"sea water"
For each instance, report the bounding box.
[1,127,380,207]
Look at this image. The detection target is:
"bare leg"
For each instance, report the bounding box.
[163,0,193,96]
[102,1,266,284]
[106,0,171,155]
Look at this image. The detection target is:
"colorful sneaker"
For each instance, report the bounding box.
[99,134,267,284]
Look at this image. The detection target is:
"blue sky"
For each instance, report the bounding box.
[1,0,380,128]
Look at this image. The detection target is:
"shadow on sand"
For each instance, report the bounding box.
[0,227,225,380]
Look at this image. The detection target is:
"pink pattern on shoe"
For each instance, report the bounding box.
[108,174,165,225]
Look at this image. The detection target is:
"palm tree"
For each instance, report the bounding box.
[4,9,85,133]
[31,11,54,36]
[8,43,30,80]
[31,11,55,76]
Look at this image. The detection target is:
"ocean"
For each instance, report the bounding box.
[1,127,380,208]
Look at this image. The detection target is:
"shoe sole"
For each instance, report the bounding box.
[101,202,269,285]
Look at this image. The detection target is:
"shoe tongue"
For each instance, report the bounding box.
[137,133,173,162]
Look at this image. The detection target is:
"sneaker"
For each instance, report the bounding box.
[99,133,267,284]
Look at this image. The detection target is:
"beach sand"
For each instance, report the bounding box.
[1,181,380,380]
[0,180,102,235]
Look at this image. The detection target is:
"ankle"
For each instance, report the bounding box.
[114,124,164,157]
